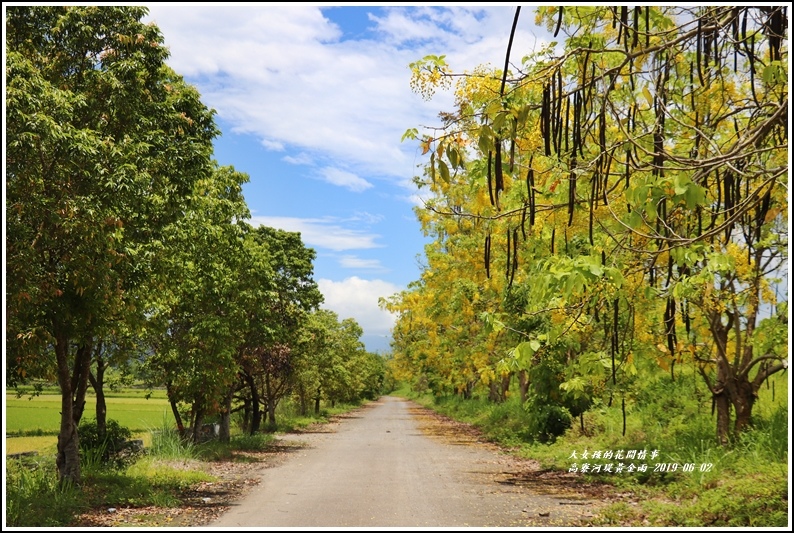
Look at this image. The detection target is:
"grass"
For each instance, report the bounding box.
[401,370,789,528]
[6,394,172,436]
[6,455,84,527]
[5,393,371,527]
[6,392,171,458]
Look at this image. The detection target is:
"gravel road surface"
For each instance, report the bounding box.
[209,396,601,527]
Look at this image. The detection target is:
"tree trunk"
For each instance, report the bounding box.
[88,344,107,439]
[244,372,261,435]
[714,367,732,446]
[732,377,757,435]
[500,373,511,401]
[518,370,530,405]
[488,380,501,403]
[219,387,234,443]
[241,398,251,434]
[314,390,321,415]
[191,404,204,444]
[266,398,277,431]
[300,395,307,416]
[296,383,307,416]
[166,382,186,437]
[55,329,80,485]
[71,341,93,428]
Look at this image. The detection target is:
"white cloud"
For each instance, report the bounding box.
[249,215,382,251]
[349,211,385,224]
[261,139,285,151]
[144,6,550,192]
[317,277,402,337]
[338,255,386,270]
[283,152,314,165]
[318,167,373,192]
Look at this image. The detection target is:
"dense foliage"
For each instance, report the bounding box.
[389,6,787,444]
[6,6,386,485]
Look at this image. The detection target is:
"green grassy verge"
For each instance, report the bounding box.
[5,395,371,527]
[400,370,789,528]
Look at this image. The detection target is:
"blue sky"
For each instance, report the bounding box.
[143,5,553,352]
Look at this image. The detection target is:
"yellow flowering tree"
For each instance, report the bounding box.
[401,6,787,444]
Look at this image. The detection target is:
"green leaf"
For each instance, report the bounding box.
[626,210,643,229]
[762,62,783,84]
[645,200,657,222]
[446,144,460,169]
[437,159,450,183]
[492,110,508,132]
[401,128,419,142]
[515,341,536,366]
[478,125,494,154]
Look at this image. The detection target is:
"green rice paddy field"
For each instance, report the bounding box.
[5,391,171,456]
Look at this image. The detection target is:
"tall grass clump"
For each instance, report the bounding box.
[144,415,196,460]
[6,458,82,527]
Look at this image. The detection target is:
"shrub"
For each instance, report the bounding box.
[79,419,141,470]
[526,402,572,443]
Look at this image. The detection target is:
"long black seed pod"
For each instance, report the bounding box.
[756,190,771,243]
[732,8,740,72]
[565,95,570,153]
[494,139,504,210]
[506,228,511,281]
[487,151,495,206]
[510,227,519,288]
[696,18,704,86]
[749,34,758,106]
[554,6,564,37]
[603,148,613,204]
[621,6,629,51]
[645,6,650,47]
[527,158,536,226]
[568,158,576,227]
[556,69,564,155]
[710,168,721,233]
[703,23,711,77]
[665,296,677,359]
[684,299,691,335]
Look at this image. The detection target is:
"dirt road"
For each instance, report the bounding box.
[209,396,602,527]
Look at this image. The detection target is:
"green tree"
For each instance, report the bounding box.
[142,164,251,443]
[235,226,323,431]
[6,6,219,483]
[295,310,385,413]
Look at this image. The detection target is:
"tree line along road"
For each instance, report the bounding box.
[209,396,602,527]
